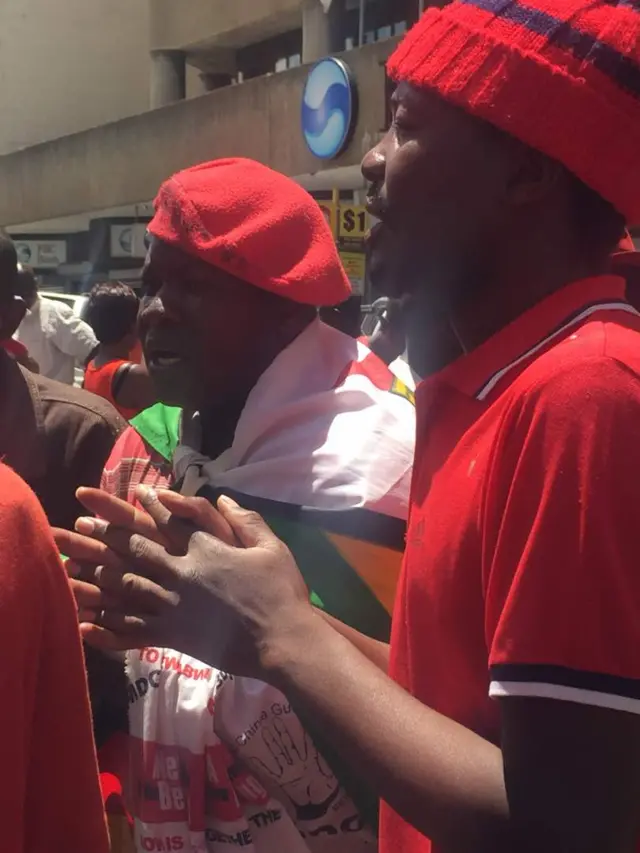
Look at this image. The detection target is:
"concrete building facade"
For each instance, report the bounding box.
[0,0,430,291]
[0,0,150,155]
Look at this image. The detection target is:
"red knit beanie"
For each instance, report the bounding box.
[148,158,352,306]
[388,0,640,224]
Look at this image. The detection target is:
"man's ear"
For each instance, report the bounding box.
[0,295,26,340]
[506,145,564,207]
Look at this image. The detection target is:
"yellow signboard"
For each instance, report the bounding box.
[317,201,338,237]
[340,250,366,295]
[313,200,369,242]
[339,205,369,239]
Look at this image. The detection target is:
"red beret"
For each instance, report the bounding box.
[148,158,352,307]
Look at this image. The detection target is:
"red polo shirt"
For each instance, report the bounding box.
[381,275,640,853]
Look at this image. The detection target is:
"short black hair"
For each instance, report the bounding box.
[86,281,139,344]
[0,236,18,302]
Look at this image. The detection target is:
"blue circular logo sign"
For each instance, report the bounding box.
[301,58,357,160]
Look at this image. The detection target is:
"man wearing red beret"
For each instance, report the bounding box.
[60,0,640,851]
[60,158,415,852]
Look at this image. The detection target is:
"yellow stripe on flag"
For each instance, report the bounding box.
[327,533,403,615]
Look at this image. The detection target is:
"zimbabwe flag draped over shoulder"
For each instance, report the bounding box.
[195,485,405,642]
[125,401,407,641]
[128,339,413,640]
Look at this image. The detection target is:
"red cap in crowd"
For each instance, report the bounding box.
[388,0,640,225]
[148,158,352,307]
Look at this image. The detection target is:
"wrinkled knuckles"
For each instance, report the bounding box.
[121,572,143,598]
[182,563,205,588]
[239,509,263,527]
[129,534,154,563]
[192,528,219,549]
[192,497,211,514]
[270,540,294,561]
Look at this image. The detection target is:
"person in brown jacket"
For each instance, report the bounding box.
[0,234,128,752]
[0,237,124,530]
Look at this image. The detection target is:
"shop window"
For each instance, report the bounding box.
[236,29,302,81]
[343,0,419,48]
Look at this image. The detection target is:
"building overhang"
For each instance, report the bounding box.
[0,39,395,230]
[150,0,303,53]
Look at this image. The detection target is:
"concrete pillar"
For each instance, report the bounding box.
[302,0,345,63]
[150,50,186,108]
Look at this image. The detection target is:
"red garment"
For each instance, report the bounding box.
[95,428,173,853]
[388,1,640,223]
[1,338,28,359]
[381,276,640,853]
[0,464,109,853]
[99,734,135,853]
[149,158,352,306]
[101,425,172,506]
[84,358,140,421]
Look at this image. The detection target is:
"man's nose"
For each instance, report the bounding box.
[361,137,387,185]
[139,283,182,324]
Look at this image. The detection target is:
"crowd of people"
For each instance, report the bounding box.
[1,0,640,851]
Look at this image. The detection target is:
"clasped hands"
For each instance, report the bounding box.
[53,486,315,678]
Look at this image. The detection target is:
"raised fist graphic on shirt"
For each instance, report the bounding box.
[251,716,341,822]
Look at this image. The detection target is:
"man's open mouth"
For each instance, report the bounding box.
[147,350,183,369]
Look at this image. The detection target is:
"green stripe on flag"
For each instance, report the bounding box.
[310,590,324,609]
[130,403,182,462]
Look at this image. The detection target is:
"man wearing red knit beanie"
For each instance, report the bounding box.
[53,2,640,852]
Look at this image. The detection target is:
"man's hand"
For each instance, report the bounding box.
[55,487,390,672]
[54,487,237,623]
[53,487,316,678]
[77,485,238,551]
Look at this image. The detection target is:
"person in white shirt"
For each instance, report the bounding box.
[14,265,97,384]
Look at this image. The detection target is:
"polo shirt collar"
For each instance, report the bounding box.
[436,275,631,399]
